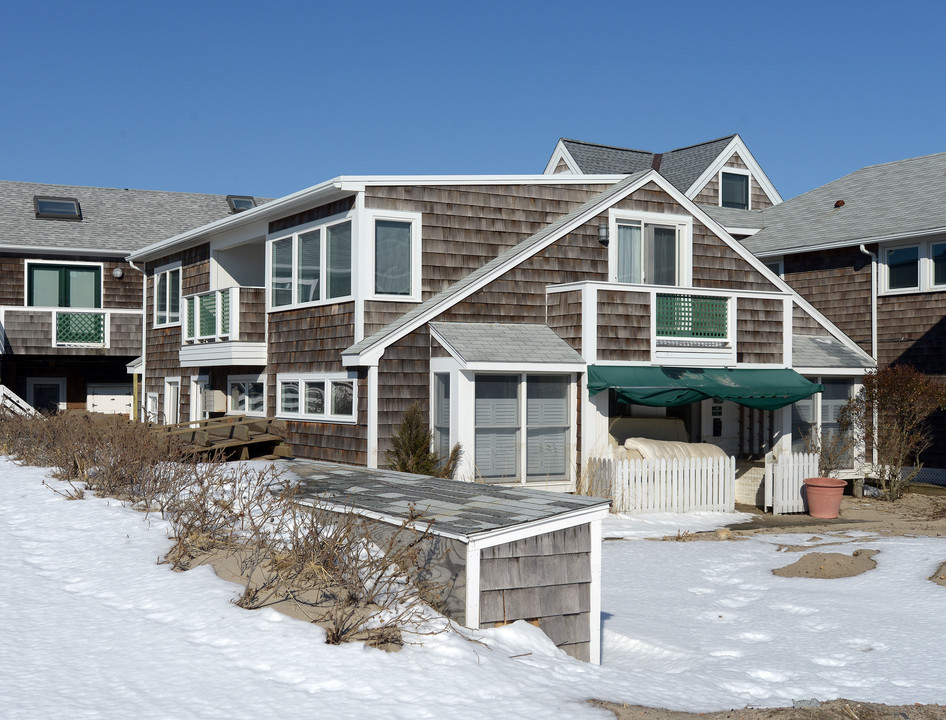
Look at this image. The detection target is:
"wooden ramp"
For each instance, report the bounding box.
[151,416,293,460]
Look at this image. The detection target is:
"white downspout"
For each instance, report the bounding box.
[128,259,146,422]
[858,244,878,469]
[858,244,878,361]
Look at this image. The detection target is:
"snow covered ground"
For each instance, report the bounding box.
[2,456,945,718]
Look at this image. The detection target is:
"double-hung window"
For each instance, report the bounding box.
[27,262,101,308]
[269,218,352,309]
[611,212,690,287]
[474,374,570,484]
[154,265,181,326]
[277,373,356,422]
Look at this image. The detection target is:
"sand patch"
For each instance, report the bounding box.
[929,561,946,587]
[772,549,879,579]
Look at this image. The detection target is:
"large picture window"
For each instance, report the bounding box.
[269,218,352,309]
[154,265,181,326]
[27,263,101,308]
[474,373,571,484]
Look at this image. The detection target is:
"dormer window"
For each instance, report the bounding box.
[227,195,256,213]
[34,196,82,220]
[721,172,749,209]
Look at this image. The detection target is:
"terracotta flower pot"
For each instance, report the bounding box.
[803,477,847,519]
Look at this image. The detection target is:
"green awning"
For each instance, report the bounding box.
[587,365,824,411]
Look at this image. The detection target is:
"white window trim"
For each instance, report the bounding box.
[190,375,209,422]
[880,241,931,295]
[266,212,355,312]
[163,376,181,425]
[26,377,66,411]
[24,259,105,309]
[153,261,182,328]
[275,371,357,423]
[763,257,784,278]
[470,371,577,486]
[364,208,422,302]
[607,208,693,287]
[718,168,752,210]
[227,373,266,417]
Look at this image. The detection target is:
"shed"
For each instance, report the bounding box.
[284,460,611,663]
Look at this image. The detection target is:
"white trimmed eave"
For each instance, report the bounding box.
[684,135,784,205]
[542,140,581,175]
[752,225,946,259]
[795,365,875,376]
[128,174,625,263]
[0,244,133,257]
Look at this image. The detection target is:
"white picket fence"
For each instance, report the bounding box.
[588,456,736,514]
[764,451,819,515]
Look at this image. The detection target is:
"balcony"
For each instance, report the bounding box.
[0,307,141,356]
[179,287,266,367]
[545,281,791,367]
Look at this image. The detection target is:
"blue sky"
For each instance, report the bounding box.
[3,0,944,201]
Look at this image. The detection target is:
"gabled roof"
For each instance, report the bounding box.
[742,151,946,257]
[429,322,584,365]
[342,171,652,365]
[551,135,736,193]
[0,180,267,255]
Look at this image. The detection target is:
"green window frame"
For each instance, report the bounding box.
[27,263,101,308]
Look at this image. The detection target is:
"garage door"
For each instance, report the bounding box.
[87,384,134,415]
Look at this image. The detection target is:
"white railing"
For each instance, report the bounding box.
[0,384,38,416]
[764,451,819,515]
[589,456,735,514]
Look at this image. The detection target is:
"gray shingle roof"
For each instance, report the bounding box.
[0,180,268,255]
[697,204,766,231]
[284,460,609,539]
[742,152,946,256]
[430,322,585,364]
[792,334,872,369]
[561,135,737,193]
[343,171,651,360]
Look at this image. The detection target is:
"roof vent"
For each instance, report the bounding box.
[834,200,845,208]
[227,195,256,213]
[34,196,82,220]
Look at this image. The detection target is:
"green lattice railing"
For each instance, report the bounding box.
[56,312,106,345]
[655,293,728,339]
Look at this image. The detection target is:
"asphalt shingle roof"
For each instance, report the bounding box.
[742,152,946,256]
[0,180,268,255]
[697,204,766,231]
[429,322,584,364]
[792,334,872,369]
[283,460,609,539]
[561,135,737,193]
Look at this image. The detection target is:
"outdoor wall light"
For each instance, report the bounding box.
[598,223,609,247]
[112,267,124,279]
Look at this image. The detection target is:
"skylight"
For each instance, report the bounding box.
[227,195,256,213]
[34,196,82,220]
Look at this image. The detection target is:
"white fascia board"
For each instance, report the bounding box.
[343,172,661,366]
[795,366,874,376]
[179,342,267,367]
[0,244,131,257]
[358,173,624,186]
[684,135,784,205]
[754,225,946,258]
[466,504,611,549]
[725,227,761,237]
[542,141,581,175]
[462,361,585,372]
